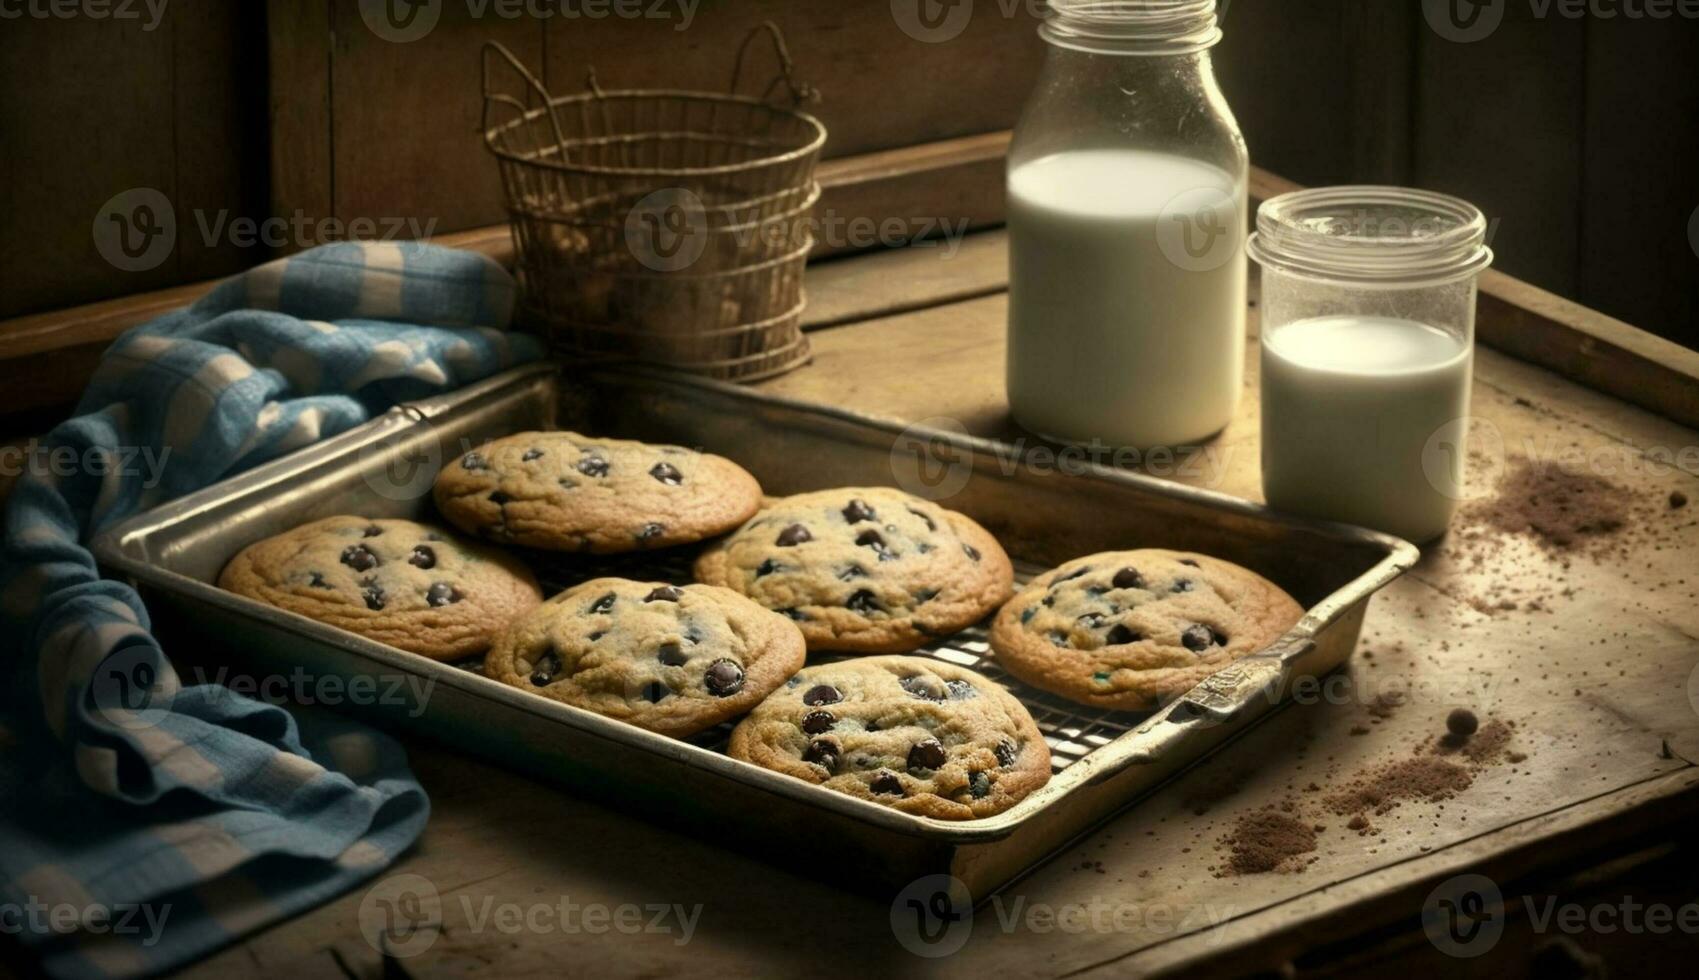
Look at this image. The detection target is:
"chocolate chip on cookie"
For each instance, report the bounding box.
[842,499,878,524]
[341,544,379,572]
[484,578,805,739]
[803,684,843,706]
[729,656,1051,820]
[694,487,1014,654]
[989,549,1303,711]
[433,431,762,554]
[704,659,745,697]
[219,516,543,661]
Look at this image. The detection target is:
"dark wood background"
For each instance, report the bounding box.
[3,0,1696,346]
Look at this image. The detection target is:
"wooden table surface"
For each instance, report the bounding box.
[164,232,1699,979]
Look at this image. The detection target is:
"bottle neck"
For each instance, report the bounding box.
[1041,0,1222,56]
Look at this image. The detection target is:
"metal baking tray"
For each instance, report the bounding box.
[91,362,1417,900]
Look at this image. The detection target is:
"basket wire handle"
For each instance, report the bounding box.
[579,67,627,170]
[729,21,819,106]
[481,42,571,164]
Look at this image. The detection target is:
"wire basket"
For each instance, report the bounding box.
[482,24,827,382]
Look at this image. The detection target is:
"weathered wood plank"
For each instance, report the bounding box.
[0,8,179,315]
[1412,4,1587,297]
[1577,15,1699,353]
[542,0,1045,161]
[266,0,335,251]
[328,1,545,241]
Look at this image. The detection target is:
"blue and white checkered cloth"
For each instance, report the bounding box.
[0,242,544,978]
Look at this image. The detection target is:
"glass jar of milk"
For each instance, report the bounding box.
[1007,0,1248,449]
[1247,187,1495,543]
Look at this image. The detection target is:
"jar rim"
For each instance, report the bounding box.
[1042,0,1223,54]
[1247,186,1494,285]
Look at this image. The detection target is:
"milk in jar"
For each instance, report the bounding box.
[1259,315,1473,543]
[1005,0,1247,449]
[1246,185,1494,544]
[1007,149,1247,448]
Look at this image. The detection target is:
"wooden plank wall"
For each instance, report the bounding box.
[0,0,265,315]
[2,0,1695,348]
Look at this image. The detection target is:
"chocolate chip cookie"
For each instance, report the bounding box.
[432,431,762,553]
[990,549,1304,711]
[728,656,1050,820]
[484,578,806,739]
[693,487,1014,654]
[218,516,543,661]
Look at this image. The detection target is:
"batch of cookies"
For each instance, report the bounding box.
[220,431,1303,821]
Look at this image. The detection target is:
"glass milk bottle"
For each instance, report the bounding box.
[1246,187,1495,543]
[1007,0,1248,449]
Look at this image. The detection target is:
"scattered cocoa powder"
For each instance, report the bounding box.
[1213,711,1527,875]
[1220,807,1318,875]
[1463,458,1633,556]
[1438,452,1693,615]
[1323,756,1474,816]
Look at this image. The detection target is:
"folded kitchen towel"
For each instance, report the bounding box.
[0,242,544,978]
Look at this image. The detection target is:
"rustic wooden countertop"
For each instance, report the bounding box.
[139,231,1699,977]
